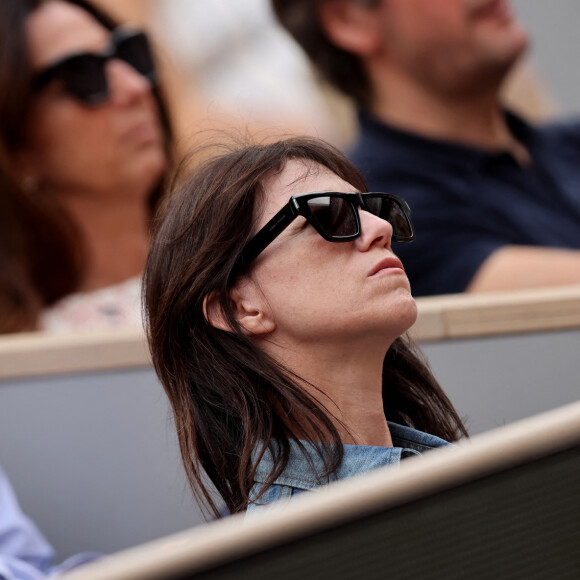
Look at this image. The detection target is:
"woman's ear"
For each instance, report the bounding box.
[318,0,383,57]
[203,285,276,336]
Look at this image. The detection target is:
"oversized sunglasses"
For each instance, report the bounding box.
[33,28,156,104]
[234,192,414,274]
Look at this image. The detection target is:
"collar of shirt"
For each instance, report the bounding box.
[252,423,450,492]
[357,108,537,169]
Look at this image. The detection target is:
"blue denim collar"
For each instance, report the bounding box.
[253,422,449,492]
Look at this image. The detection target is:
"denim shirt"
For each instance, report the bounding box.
[246,422,449,515]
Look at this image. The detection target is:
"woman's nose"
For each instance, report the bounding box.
[355,208,393,252]
[105,58,153,106]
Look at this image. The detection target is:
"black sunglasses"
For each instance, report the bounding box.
[233,192,414,274]
[33,27,156,105]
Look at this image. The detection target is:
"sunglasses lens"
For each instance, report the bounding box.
[116,32,156,81]
[59,54,108,103]
[366,196,413,240]
[34,30,155,105]
[307,196,358,238]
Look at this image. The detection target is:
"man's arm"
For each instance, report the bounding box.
[0,466,100,580]
[0,465,54,580]
[467,246,580,292]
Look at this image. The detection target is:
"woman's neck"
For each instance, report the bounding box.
[56,192,150,292]
[319,374,393,447]
[267,339,394,447]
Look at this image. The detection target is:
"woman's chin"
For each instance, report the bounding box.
[131,149,168,191]
[393,292,418,336]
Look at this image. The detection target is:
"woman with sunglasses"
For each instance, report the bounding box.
[144,136,467,517]
[0,0,172,333]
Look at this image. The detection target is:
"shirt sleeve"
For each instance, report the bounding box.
[0,466,55,580]
[0,466,100,580]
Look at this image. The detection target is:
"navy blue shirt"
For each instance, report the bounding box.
[349,109,580,296]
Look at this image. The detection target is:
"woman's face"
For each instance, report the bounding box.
[18,0,166,200]
[241,159,417,349]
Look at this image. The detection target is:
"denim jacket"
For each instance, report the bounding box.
[246,422,449,515]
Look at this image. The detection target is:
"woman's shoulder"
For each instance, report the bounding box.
[245,483,298,519]
[246,429,451,515]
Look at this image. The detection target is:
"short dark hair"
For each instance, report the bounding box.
[144,135,468,519]
[271,0,372,106]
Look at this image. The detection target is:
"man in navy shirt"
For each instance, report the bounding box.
[272,0,580,295]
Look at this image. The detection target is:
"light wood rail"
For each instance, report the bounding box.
[411,284,580,340]
[1,284,580,380]
[65,401,580,580]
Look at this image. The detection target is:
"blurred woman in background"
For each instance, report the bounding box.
[0,0,173,333]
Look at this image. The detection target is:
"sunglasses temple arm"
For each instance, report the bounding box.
[231,203,298,275]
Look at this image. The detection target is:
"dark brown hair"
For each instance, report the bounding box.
[0,143,84,332]
[0,146,40,332]
[0,0,173,332]
[272,0,375,107]
[144,136,467,518]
